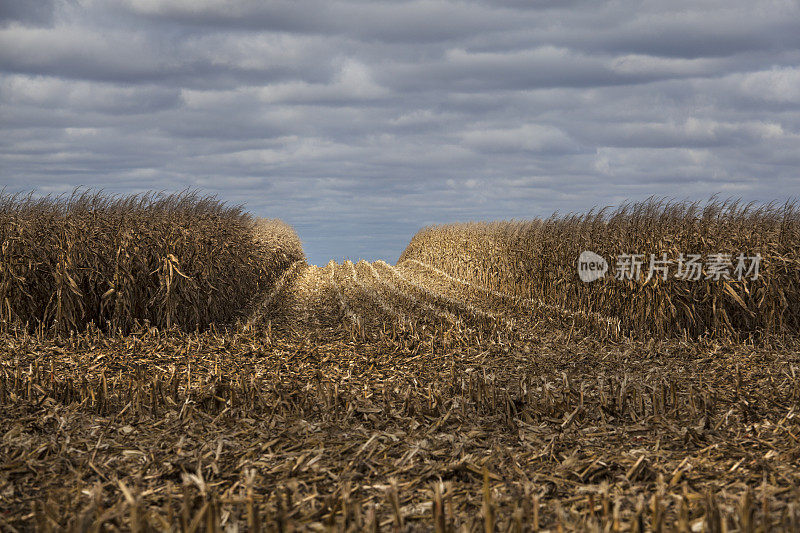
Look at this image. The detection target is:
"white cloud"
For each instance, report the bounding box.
[461,124,576,153]
[1,74,180,113]
[257,59,388,103]
[738,67,800,103]
[610,54,723,78]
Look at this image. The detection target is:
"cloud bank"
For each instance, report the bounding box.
[2,0,799,263]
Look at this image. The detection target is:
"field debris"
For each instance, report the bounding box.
[2,198,800,530]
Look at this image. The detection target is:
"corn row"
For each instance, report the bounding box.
[327,261,362,335]
[373,260,507,332]
[346,261,419,336]
[358,260,459,329]
[398,199,800,339]
[402,258,622,337]
[0,190,304,333]
[245,260,305,329]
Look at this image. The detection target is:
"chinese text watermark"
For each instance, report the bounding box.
[578,252,761,283]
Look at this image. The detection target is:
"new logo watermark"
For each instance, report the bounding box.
[577,251,761,283]
[577,250,608,282]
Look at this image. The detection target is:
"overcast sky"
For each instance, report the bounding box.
[2,0,799,264]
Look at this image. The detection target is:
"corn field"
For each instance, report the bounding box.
[3,195,800,531]
[0,191,303,334]
[400,198,800,340]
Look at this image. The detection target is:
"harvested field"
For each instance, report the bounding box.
[3,258,800,531]
[2,200,800,531]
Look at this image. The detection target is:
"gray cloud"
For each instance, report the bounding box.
[0,0,58,27]
[113,0,526,43]
[1,0,799,264]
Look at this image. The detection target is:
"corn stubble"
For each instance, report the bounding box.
[3,196,800,531]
